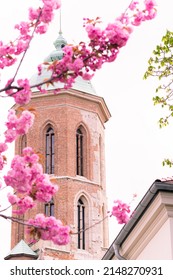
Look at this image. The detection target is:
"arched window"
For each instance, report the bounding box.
[76,128,84,176]
[44,198,54,216]
[20,134,27,154]
[45,126,54,174]
[77,198,85,249]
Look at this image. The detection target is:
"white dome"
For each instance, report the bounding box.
[30,68,96,95]
[30,31,96,95]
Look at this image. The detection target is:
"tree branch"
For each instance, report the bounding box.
[71,214,108,235]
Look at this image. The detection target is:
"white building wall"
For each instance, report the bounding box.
[137,218,173,260]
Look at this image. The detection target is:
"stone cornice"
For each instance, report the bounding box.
[31,88,111,124]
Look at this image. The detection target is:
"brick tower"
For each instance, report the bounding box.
[11,31,111,260]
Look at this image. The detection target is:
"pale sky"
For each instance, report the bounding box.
[1,0,173,259]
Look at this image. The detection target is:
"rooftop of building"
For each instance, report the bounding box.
[30,31,96,95]
[4,239,38,260]
[102,178,173,260]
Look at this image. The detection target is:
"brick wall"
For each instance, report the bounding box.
[12,88,110,259]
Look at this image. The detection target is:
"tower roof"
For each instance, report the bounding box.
[30,31,96,95]
[44,31,67,62]
[30,70,96,95]
[4,239,37,260]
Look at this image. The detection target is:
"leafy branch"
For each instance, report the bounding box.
[144,30,173,128]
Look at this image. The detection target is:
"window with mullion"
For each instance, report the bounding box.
[46,127,54,174]
[77,199,85,249]
[44,199,54,217]
[76,129,83,176]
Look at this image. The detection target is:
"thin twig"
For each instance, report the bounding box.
[71,215,109,235]
[0,213,47,230]
[10,10,43,86]
[0,204,12,214]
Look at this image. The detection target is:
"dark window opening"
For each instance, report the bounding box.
[21,134,27,154]
[46,127,54,174]
[44,199,54,217]
[77,198,85,249]
[76,129,83,176]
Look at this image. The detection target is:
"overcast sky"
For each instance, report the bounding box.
[1,0,173,259]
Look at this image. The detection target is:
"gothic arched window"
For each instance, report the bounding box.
[45,126,54,174]
[44,198,54,217]
[20,134,27,154]
[76,125,87,176]
[77,198,85,249]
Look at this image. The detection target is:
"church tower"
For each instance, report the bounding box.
[11,31,111,260]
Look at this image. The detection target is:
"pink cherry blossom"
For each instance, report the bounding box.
[111,200,131,224]
[13,79,32,105]
[14,196,35,214]
[4,109,34,143]
[42,0,61,9]
[5,109,17,129]
[0,0,61,72]
[15,22,30,36]
[27,214,70,245]
[145,0,157,9]
[0,143,8,153]
[129,1,139,11]
[7,193,19,205]
[15,40,30,55]
[67,58,84,73]
[82,72,94,80]
[22,147,39,164]
[35,24,48,34]
[5,147,58,210]
[132,11,145,26]
[105,21,130,47]
[28,7,41,21]
[8,193,35,215]
[16,110,34,134]
[40,0,156,93]
[4,129,17,143]
[4,155,32,193]
[85,24,103,40]
[1,0,157,106]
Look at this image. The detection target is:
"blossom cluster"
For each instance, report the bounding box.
[28,0,61,34]
[111,200,131,224]
[129,0,157,25]
[7,193,35,214]
[0,109,34,171]
[27,214,70,245]
[0,0,61,70]
[4,147,58,214]
[4,109,34,143]
[5,79,32,105]
[37,0,157,93]
[1,0,157,101]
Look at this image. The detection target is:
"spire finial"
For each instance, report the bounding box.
[59,8,62,35]
[43,6,67,62]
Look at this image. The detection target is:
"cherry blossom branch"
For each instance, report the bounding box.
[0,203,12,214]
[10,11,43,86]
[0,213,52,231]
[0,213,29,225]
